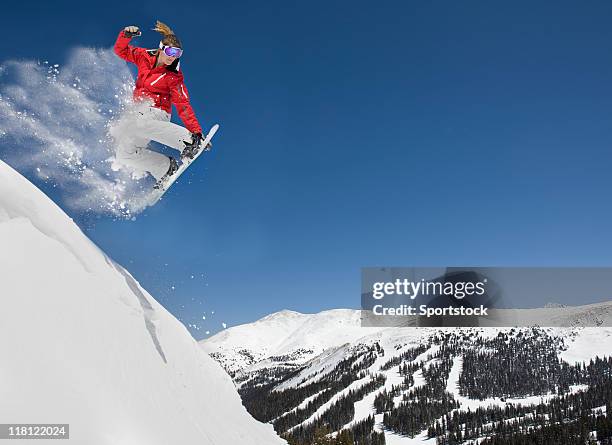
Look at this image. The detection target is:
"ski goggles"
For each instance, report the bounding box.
[159,42,183,58]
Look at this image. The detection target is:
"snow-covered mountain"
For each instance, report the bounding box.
[201,309,612,444]
[200,305,612,378]
[0,160,286,445]
[200,309,382,375]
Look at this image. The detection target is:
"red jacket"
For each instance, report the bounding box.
[114,30,202,134]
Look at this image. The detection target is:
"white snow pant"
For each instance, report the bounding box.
[109,105,192,180]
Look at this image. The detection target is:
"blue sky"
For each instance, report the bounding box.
[3,0,612,339]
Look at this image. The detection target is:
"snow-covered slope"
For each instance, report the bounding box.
[201,308,612,444]
[200,303,612,378]
[0,160,286,445]
[200,309,382,375]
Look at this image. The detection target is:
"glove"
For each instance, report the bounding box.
[123,26,141,38]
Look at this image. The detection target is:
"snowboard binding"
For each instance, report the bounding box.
[147,123,219,206]
[181,133,212,161]
[153,157,179,189]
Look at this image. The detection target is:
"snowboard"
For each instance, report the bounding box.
[146,123,219,207]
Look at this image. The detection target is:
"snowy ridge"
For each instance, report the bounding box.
[200,308,381,376]
[202,308,612,444]
[0,160,286,445]
[201,302,612,379]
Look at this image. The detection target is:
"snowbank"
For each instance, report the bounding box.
[0,160,285,444]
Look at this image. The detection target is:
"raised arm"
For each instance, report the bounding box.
[170,76,202,135]
[114,26,145,64]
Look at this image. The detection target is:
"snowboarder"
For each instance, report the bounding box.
[110,21,209,188]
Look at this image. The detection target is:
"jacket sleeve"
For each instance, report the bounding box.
[170,76,202,134]
[114,30,144,64]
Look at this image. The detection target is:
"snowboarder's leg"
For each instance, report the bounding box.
[110,116,170,180]
[131,107,192,153]
[114,139,171,181]
[109,109,172,181]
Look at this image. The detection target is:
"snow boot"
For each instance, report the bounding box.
[154,156,179,189]
[181,133,212,160]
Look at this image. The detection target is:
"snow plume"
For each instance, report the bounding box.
[0,47,155,218]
